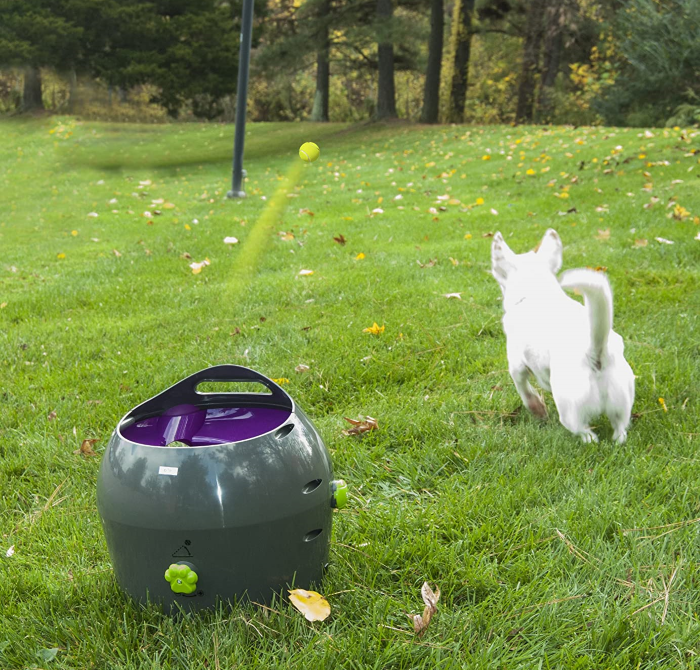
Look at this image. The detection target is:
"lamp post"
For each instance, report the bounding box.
[227,0,256,199]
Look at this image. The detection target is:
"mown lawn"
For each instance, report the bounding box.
[1,116,699,669]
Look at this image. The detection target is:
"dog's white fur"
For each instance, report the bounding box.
[491,228,635,443]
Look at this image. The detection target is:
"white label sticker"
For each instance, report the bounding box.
[159,466,179,476]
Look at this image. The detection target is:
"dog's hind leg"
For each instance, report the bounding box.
[556,403,598,443]
[510,365,547,418]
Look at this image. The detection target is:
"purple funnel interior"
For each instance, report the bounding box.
[121,404,292,447]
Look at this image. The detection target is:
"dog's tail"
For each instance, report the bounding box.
[559,269,613,370]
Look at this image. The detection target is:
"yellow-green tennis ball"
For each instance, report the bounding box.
[299,142,320,162]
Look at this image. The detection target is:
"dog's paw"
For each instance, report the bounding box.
[580,430,599,444]
[613,429,627,444]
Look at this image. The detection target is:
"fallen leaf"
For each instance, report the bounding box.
[295,364,310,373]
[279,232,295,241]
[112,249,122,257]
[443,292,462,299]
[633,239,648,248]
[363,322,385,335]
[355,252,365,260]
[298,269,314,276]
[190,258,211,274]
[272,378,290,385]
[410,582,441,636]
[298,208,315,216]
[655,237,674,245]
[659,397,668,412]
[482,232,495,238]
[288,589,331,621]
[342,416,378,436]
[57,253,66,260]
[333,234,347,245]
[490,208,499,216]
[47,411,57,421]
[6,545,15,557]
[74,438,98,457]
[594,228,611,241]
[223,236,239,245]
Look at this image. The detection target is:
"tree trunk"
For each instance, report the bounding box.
[311,0,331,122]
[446,0,475,123]
[537,0,564,122]
[68,69,78,113]
[375,0,398,120]
[22,66,44,112]
[420,0,444,124]
[515,0,546,124]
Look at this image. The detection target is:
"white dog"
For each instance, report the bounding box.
[491,228,634,443]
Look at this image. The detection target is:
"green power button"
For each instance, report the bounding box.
[164,563,198,595]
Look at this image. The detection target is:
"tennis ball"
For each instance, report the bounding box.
[299,142,320,162]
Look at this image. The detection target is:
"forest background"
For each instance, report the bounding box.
[0,0,699,129]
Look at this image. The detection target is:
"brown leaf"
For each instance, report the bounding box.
[47,411,57,421]
[342,416,378,436]
[594,228,611,241]
[409,582,441,636]
[74,438,98,457]
[481,232,495,238]
[333,234,347,245]
[295,364,310,373]
[633,238,648,248]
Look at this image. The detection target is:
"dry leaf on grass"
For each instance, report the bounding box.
[363,322,385,335]
[409,582,441,636]
[333,234,347,245]
[47,411,57,421]
[295,364,310,373]
[443,293,462,299]
[288,589,331,621]
[633,239,648,248]
[594,228,611,241]
[342,416,378,436]
[74,439,98,457]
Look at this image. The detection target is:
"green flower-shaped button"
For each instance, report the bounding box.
[164,563,198,595]
[331,479,348,509]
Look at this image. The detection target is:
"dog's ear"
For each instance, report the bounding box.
[491,232,516,287]
[536,228,562,274]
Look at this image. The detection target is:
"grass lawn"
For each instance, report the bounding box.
[1,116,699,669]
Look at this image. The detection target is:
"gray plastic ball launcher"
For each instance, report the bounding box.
[97,364,347,612]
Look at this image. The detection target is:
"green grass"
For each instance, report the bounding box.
[1,115,699,669]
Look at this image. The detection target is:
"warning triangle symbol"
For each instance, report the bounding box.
[171,544,192,558]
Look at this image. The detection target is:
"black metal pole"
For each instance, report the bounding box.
[227,0,256,199]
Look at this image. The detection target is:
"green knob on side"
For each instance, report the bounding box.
[164,563,198,595]
[331,479,348,509]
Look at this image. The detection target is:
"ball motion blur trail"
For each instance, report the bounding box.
[227,159,304,299]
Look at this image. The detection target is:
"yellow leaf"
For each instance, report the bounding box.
[355,252,365,260]
[280,232,295,241]
[526,169,536,176]
[377,197,383,204]
[464,233,472,240]
[288,589,331,622]
[425,161,435,168]
[447,198,460,205]
[272,378,290,385]
[0,302,7,309]
[57,253,66,259]
[659,397,668,413]
[162,202,176,209]
[482,155,491,161]
[363,322,385,335]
